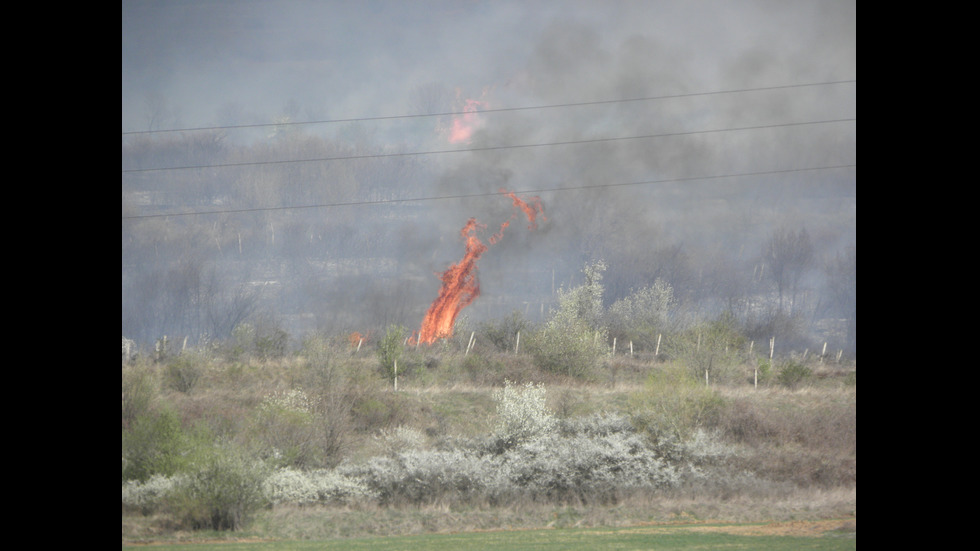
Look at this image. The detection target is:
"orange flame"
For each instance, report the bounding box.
[416,218,487,344]
[414,191,545,345]
[448,98,486,143]
[502,189,546,230]
[348,331,369,347]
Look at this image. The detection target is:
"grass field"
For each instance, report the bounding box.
[121,517,855,550]
[123,339,855,547]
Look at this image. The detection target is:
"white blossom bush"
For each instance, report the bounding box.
[339,407,685,506]
[263,467,376,506]
[501,413,680,503]
[121,383,753,514]
[259,389,312,414]
[339,449,504,505]
[122,473,182,514]
[492,380,556,449]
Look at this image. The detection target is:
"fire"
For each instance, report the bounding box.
[348,331,369,348]
[414,191,545,345]
[448,98,486,143]
[503,190,546,231]
[446,88,492,144]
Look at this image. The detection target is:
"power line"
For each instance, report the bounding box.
[122,117,855,174]
[122,164,855,221]
[121,80,855,136]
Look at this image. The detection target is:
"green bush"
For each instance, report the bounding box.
[376,325,406,382]
[629,364,726,441]
[163,354,205,393]
[527,318,606,379]
[228,317,289,361]
[664,314,746,385]
[777,361,812,389]
[478,311,532,352]
[527,261,609,378]
[164,443,270,531]
[247,389,322,468]
[606,278,676,352]
[122,362,157,429]
[122,408,209,482]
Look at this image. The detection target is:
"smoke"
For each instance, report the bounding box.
[122,1,855,346]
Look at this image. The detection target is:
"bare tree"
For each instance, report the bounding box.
[764,227,814,315]
[824,245,856,354]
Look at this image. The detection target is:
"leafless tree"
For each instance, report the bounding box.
[764,227,814,315]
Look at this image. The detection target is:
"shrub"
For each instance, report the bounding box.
[164,444,270,531]
[630,364,726,441]
[263,467,376,506]
[376,325,407,382]
[777,360,812,389]
[122,474,180,515]
[663,314,746,384]
[527,318,606,379]
[491,380,556,450]
[248,389,323,468]
[163,354,205,393]
[122,408,207,482]
[300,335,362,465]
[228,316,289,361]
[340,448,502,506]
[478,311,532,352]
[606,278,676,352]
[527,261,609,378]
[122,362,157,429]
[506,430,678,504]
[375,426,427,456]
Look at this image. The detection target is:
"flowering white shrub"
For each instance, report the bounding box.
[259,389,312,414]
[340,448,504,505]
[337,407,687,506]
[492,380,556,448]
[264,467,376,505]
[122,473,182,514]
[502,413,680,503]
[121,384,749,514]
[263,467,319,505]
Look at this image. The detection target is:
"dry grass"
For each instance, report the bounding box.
[124,486,855,542]
[123,343,855,542]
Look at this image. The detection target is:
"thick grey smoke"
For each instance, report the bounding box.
[122,1,855,350]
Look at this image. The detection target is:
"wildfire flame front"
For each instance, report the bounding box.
[413,191,545,345]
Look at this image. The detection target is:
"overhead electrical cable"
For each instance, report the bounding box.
[122,117,855,174]
[120,80,855,136]
[122,164,855,221]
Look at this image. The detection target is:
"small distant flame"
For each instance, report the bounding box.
[448,98,486,144]
[348,331,369,348]
[446,88,492,144]
[503,189,546,231]
[414,191,545,345]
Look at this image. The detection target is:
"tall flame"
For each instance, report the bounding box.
[414,191,545,345]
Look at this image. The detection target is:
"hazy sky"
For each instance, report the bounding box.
[122,0,855,342]
[121,0,855,134]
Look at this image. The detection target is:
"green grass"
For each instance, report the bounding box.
[122,521,855,551]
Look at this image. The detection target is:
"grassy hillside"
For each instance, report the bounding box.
[122,333,855,544]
